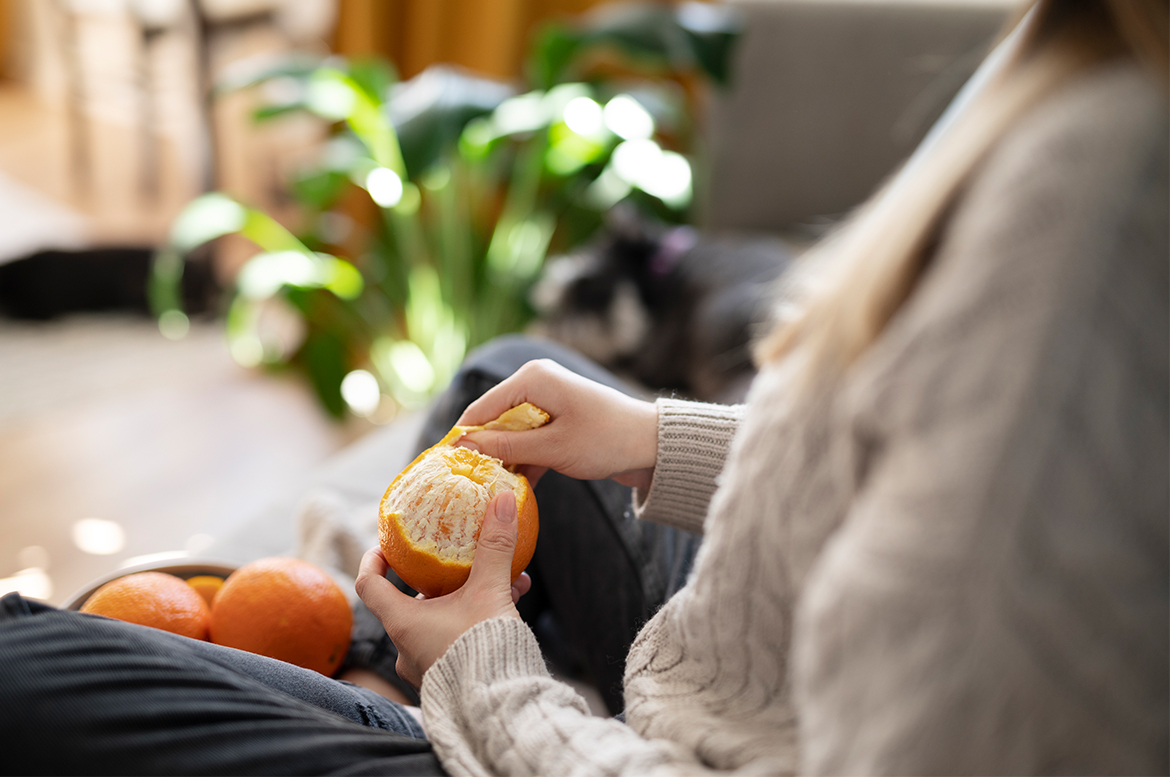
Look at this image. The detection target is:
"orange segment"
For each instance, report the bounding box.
[378,403,545,597]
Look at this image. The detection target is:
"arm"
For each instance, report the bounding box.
[422,619,706,777]
[457,359,745,534]
[633,399,746,534]
[355,502,746,777]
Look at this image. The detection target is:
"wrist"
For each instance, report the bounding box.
[630,399,658,471]
[613,466,653,491]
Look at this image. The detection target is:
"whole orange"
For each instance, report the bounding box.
[209,557,352,676]
[379,403,544,598]
[80,571,210,640]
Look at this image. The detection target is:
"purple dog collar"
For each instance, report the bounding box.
[649,226,697,277]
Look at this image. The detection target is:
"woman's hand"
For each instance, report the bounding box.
[355,492,532,688]
[457,359,658,490]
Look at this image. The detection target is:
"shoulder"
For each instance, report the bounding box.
[844,60,1167,486]
[1009,61,1164,151]
[956,62,1167,259]
[882,62,1166,368]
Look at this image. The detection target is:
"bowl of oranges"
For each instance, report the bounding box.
[64,557,353,677]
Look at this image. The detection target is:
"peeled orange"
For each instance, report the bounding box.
[210,557,352,676]
[80,571,210,640]
[378,403,546,598]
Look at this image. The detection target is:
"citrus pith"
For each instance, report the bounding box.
[378,403,545,598]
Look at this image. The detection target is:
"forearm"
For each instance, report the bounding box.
[634,399,747,534]
[421,618,703,777]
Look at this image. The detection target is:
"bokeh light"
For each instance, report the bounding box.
[493,92,547,135]
[341,369,382,416]
[72,518,126,556]
[603,95,655,140]
[305,74,355,119]
[395,183,422,215]
[18,545,49,570]
[231,335,264,367]
[237,251,317,299]
[365,167,404,208]
[563,96,604,137]
[388,341,436,394]
[0,567,52,601]
[159,309,190,340]
[611,140,692,207]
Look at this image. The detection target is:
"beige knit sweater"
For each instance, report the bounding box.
[420,64,1168,776]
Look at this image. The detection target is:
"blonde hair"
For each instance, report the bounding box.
[757,0,1168,383]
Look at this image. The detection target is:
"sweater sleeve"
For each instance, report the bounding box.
[631,398,746,534]
[421,617,776,777]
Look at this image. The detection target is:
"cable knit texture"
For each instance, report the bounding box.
[420,64,1168,776]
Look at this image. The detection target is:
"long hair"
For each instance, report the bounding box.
[756,0,1168,384]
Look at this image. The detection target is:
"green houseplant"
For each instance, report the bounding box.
[151,2,741,419]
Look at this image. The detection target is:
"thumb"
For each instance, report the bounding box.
[460,427,552,467]
[466,491,518,590]
[355,548,416,624]
[460,432,550,486]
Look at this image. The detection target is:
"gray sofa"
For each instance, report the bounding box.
[703,0,1012,235]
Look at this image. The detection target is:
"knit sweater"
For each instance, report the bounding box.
[420,63,1168,776]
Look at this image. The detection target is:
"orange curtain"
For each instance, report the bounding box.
[0,0,11,79]
[331,0,606,81]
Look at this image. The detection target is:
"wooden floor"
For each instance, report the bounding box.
[0,316,364,607]
[0,84,361,606]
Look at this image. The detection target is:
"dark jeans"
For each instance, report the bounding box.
[0,593,439,776]
[0,336,699,775]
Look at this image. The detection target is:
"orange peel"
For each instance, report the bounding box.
[378,403,547,597]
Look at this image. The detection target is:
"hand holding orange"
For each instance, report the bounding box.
[358,489,528,687]
[378,402,547,598]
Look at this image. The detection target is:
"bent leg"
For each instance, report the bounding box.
[0,594,442,776]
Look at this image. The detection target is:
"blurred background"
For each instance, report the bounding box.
[0,0,1014,606]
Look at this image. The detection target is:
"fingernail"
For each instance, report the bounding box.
[495,491,516,523]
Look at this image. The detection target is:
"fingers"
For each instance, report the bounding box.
[455,373,537,427]
[515,464,549,489]
[466,491,518,591]
[355,548,415,624]
[456,360,566,427]
[460,428,553,485]
[460,426,557,467]
[510,571,532,604]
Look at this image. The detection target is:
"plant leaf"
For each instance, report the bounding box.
[347,58,397,102]
[529,1,743,87]
[214,52,323,96]
[388,65,514,178]
[300,331,348,418]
